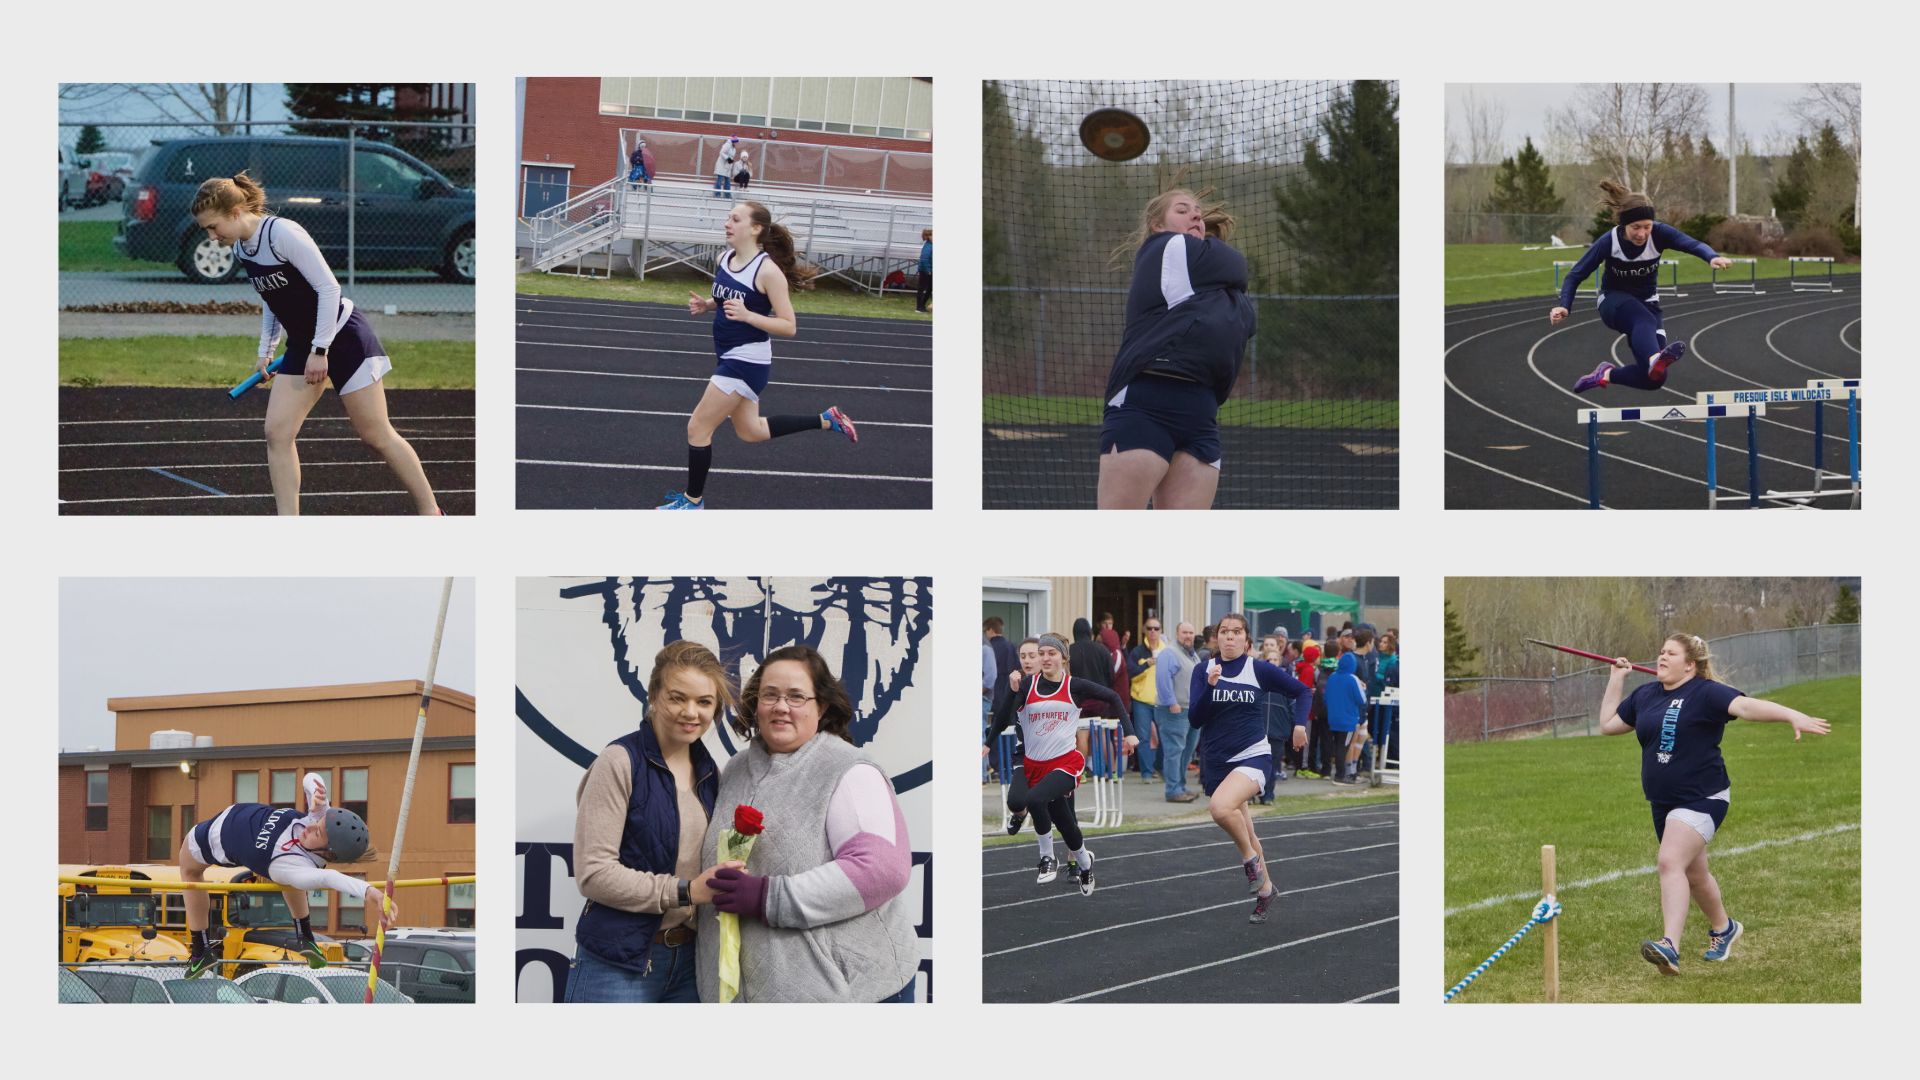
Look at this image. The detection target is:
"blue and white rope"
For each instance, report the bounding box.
[1443,896,1562,1003]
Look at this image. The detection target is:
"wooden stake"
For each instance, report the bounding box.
[1542,844,1560,1003]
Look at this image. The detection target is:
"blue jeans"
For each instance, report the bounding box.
[1156,704,1191,798]
[1132,701,1159,777]
[982,696,992,780]
[713,173,732,197]
[563,939,698,1002]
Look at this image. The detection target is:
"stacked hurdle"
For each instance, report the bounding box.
[1711,257,1763,295]
[1789,256,1842,292]
[1081,718,1126,828]
[1444,846,1563,1003]
[1577,402,1767,509]
[995,729,1020,833]
[1695,380,1862,508]
[1367,687,1400,788]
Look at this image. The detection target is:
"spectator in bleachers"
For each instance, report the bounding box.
[628,139,653,187]
[713,136,739,198]
[733,151,752,191]
[915,229,933,314]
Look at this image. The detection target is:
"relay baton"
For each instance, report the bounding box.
[1524,638,1656,675]
[228,353,287,400]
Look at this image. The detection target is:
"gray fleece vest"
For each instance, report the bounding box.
[695,733,919,1002]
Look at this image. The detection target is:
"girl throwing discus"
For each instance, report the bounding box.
[192,174,441,516]
[658,201,859,510]
[984,633,1133,894]
[1098,187,1256,510]
[1189,613,1312,923]
[1597,634,1830,975]
[1555,180,1734,395]
[178,772,395,978]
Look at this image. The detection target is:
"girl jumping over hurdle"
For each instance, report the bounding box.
[1097,186,1256,510]
[983,633,1133,894]
[1190,613,1312,923]
[178,772,397,979]
[1556,180,1734,395]
[658,201,860,510]
[1596,634,1830,975]
[192,173,442,516]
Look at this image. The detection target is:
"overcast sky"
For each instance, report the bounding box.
[59,578,475,751]
[1445,83,1833,162]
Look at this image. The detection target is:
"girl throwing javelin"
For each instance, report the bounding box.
[1555,180,1734,394]
[984,633,1133,894]
[658,201,860,510]
[1098,187,1256,510]
[178,772,396,978]
[192,174,441,516]
[1190,613,1312,923]
[1597,634,1830,975]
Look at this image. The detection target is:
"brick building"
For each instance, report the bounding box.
[58,681,476,931]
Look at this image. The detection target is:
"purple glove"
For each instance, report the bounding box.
[708,866,770,921]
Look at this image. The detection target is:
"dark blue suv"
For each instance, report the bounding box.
[116,135,475,285]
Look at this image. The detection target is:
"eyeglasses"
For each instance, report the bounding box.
[1145,625,1161,632]
[756,690,817,708]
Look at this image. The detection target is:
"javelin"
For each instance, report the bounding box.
[1524,639,1656,675]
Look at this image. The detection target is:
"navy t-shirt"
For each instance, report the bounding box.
[1617,677,1743,804]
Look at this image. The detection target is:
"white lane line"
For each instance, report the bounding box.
[1443,822,1861,916]
[518,365,930,395]
[517,320,931,354]
[1445,450,1594,507]
[1346,986,1399,1003]
[984,821,1397,879]
[59,488,476,506]
[516,338,928,370]
[517,459,930,483]
[64,460,469,474]
[982,801,1400,847]
[515,296,932,338]
[60,416,473,426]
[985,841,1399,911]
[62,436,473,449]
[1764,304,1860,379]
[1054,917,1399,1002]
[519,403,931,430]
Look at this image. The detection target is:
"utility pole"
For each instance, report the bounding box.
[1727,83,1736,217]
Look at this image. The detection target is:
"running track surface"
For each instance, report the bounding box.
[59,387,474,515]
[517,294,932,509]
[983,802,1399,1003]
[1446,276,1861,509]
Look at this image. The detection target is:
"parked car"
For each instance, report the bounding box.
[58,967,105,1003]
[234,964,414,1004]
[116,135,475,285]
[339,929,475,1003]
[85,151,138,201]
[58,144,88,210]
[70,963,254,1003]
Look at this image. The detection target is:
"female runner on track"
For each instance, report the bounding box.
[1097,187,1256,510]
[658,201,859,509]
[1597,634,1830,974]
[983,633,1133,894]
[1190,613,1312,923]
[178,772,395,978]
[192,174,441,516]
[1555,180,1734,395]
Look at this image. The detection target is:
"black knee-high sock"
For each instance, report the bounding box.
[686,444,713,499]
[295,915,313,940]
[768,414,820,439]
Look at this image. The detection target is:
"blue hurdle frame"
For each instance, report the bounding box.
[1581,403,1764,509]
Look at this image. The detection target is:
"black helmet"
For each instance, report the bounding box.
[323,807,370,862]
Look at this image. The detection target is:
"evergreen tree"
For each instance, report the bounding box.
[1484,136,1563,217]
[74,124,106,156]
[1829,584,1860,624]
[1443,598,1480,683]
[1271,80,1398,294]
[284,84,463,167]
[1770,135,1815,228]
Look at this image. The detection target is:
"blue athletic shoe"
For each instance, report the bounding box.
[1703,919,1743,962]
[1573,363,1612,394]
[823,406,859,445]
[657,491,704,510]
[1641,936,1681,975]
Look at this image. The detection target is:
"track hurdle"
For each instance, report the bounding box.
[1578,402,1766,509]
[1711,257,1763,295]
[1789,256,1841,292]
[1445,845,1562,1003]
[1551,261,1598,298]
[1552,259,1681,298]
[1694,381,1862,507]
[1367,688,1400,788]
[1654,259,1685,298]
[1081,718,1126,828]
[995,730,1019,833]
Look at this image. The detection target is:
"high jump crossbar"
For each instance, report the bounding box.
[60,875,475,893]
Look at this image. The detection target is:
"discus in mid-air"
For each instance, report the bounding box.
[658,201,859,510]
[1554,180,1734,395]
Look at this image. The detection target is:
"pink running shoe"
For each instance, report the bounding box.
[824,406,859,445]
[1572,363,1612,394]
[1650,340,1688,380]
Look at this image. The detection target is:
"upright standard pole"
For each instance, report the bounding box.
[1542,844,1560,1003]
[1727,84,1737,218]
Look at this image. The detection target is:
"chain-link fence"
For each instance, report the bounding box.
[58,119,476,320]
[1444,624,1860,743]
[1444,211,1590,246]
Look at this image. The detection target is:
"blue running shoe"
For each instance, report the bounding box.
[657,491,704,510]
[1573,363,1612,394]
[1703,919,1743,962]
[823,406,859,445]
[1641,937,1681,975]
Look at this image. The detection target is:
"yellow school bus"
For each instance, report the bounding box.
[59,864,345,979]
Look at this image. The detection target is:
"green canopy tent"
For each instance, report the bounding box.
[1242,577,1359,615]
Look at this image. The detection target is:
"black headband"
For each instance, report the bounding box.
[1618,205,1656,226]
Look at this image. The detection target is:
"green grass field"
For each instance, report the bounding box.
[60,221,171,273]
[517,270,931,321]
[59,336,476,389]
[1444,244,1862,307]
[1443,676,1860,1003]
[984,395,1399,429]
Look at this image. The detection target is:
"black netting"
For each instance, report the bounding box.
[983,80,1399,509]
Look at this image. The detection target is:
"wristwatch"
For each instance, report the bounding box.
[312,345,329,356]
[677,878,692,907]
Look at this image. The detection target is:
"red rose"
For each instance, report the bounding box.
[734,805,765,836]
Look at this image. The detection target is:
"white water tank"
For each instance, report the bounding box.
[149,729,193,750]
